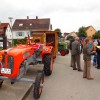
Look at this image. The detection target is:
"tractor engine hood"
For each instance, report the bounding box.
[0,45,34,78]
[0,45,34,56]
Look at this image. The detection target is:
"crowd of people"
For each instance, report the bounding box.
[69,36,100,80]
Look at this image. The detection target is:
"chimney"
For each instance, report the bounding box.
[27,16,29,20]
[36,16,38,19]
[50,24,52,30]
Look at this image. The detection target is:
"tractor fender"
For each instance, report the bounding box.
[42,46,53,55]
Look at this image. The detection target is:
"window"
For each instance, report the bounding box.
[17,32,24,36]
[19,32,22,36]
[19,24,23,26]
[30,23,32,26]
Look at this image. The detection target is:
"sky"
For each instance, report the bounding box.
[0,0,100,33]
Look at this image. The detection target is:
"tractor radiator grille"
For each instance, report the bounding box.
[8,56,14,72]
[1,55,8,68]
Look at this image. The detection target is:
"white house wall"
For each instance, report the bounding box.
[12,30,30,39]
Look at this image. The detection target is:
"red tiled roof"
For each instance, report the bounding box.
[0,23,9,34]
[0,23,9,28]
[84,25,96,32]
[85,26,91,30]
[64,33,70,35]
[12,18,50,30]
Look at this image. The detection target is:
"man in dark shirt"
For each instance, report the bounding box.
[96,46,100,69]
[71,37,82,71]
[97,36,100,46]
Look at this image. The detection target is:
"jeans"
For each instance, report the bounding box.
[93,54,97,65]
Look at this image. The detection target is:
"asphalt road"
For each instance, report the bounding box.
[25,53,100,100]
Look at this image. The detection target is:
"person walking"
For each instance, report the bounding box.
[71,37,82,71]
[83,38,96,80]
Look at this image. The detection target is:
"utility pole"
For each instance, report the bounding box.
[8,17,13,46]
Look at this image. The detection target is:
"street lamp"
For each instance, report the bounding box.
[8,17,13,46]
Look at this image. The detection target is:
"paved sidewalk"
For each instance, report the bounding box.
[1,53,100,100]
[26,53,100,100]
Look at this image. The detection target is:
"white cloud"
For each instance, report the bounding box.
[0,0,100,32]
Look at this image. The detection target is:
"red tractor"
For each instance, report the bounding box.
[0,41,54,99]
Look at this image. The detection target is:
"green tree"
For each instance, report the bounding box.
[92,30,100,39]
[66,36,73,40]
[54,28,62,37]
[77,26,87,37]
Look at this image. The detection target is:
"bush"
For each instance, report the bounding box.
[13,37,27,46]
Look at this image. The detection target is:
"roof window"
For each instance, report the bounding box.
[30,23,32,26]
[19,24,23,26]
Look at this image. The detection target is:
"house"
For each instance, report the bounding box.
[68,31,77,37]
[63,31,77,40]
[70,31,77,37]
[0,23,12,48]
[63,32,70,39]
[12,16,52,39]
[85,26,96,37]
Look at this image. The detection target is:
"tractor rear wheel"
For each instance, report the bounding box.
[60,50,66,56]
[34,71,44,99]
[65,49,69,55]
[44,54,53,76]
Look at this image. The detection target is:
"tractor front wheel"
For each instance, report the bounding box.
[34,71,44,99]
[44,54,53,76]
[65,49,69,55]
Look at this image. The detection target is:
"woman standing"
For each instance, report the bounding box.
[83,38,96,80]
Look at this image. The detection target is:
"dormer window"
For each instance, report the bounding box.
[30,23,32,26]
[19,24,23,26]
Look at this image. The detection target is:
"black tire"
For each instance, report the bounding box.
[60,50,66,56]
[34,72,44,99]
[43,54,53,76]
[65,49,69,55]
[37,71,44,83]
[0,79,3,88]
